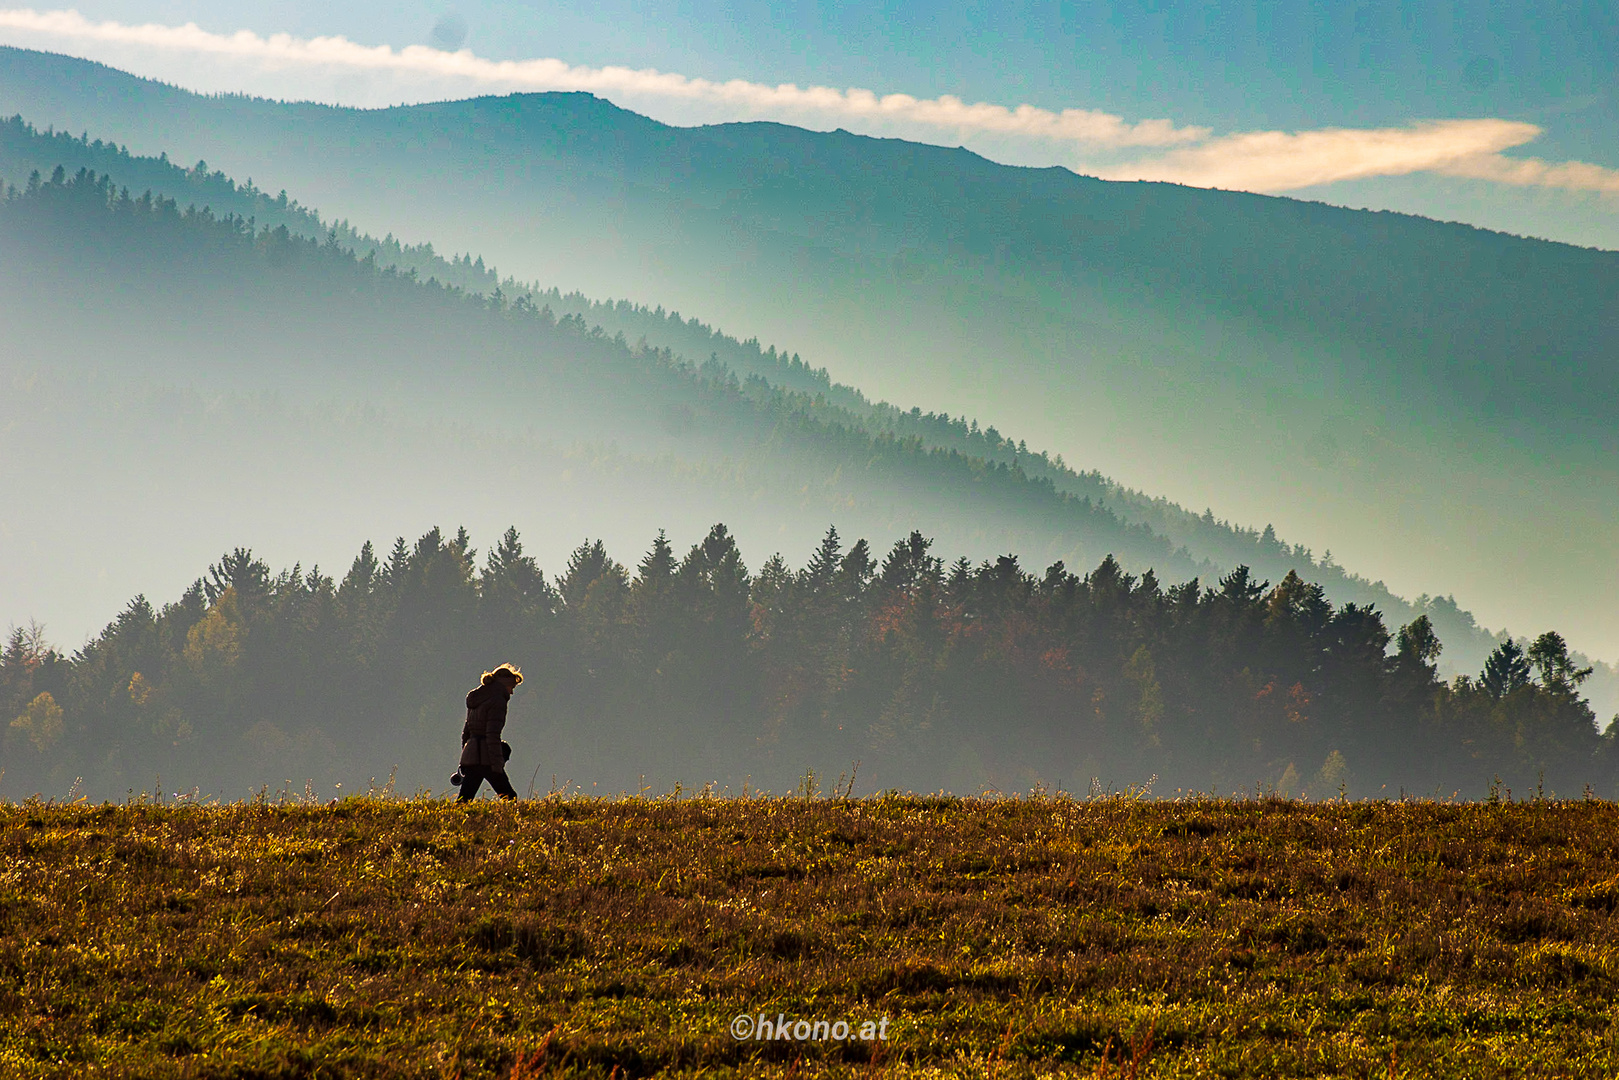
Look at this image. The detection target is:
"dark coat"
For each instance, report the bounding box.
[459,682,512,770]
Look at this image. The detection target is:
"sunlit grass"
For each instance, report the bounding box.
[3,792,1617,1077]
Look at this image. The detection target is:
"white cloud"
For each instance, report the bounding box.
[1086,120,1619,196]
[2,7,1617,200]
[0,8,1204,148]
[1087,120,1540,191]
[1436,152,1619,195]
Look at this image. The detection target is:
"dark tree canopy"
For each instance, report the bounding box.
[4,525,1613,802]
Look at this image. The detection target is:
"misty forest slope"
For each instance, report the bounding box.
[0,162,1202,640]
[0,121,1542,652]
[6,170,1617,801]
[2,47,1616,662]
[1,113,1579,696]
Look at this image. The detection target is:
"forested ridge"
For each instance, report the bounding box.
[0,115,486,297]
[3,167,1614,802]
[9,67,1612,442]
[5,50,1618,696]
[0,115,1558,680]
[0,164,1183,571]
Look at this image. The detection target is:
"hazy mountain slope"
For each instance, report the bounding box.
[2,47,1613,664]
[3,183,1608,798]
[2,169,1218,661]
[0,128,1497,662]
[8,121,1618,722]
[8,123,1617,710]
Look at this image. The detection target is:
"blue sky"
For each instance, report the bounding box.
[3,0,1617,246]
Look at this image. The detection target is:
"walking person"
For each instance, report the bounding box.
[455,663,523,802]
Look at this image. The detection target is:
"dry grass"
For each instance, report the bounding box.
[3,793,1619,1077]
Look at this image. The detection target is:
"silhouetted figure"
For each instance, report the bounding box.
[455,663,522,801]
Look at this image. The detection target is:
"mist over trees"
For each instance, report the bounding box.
[0,162,1197,621]
[5,50,1618,679]
[3,125,1585,690]
[2,144,1615,799]
[4,523,1613,804]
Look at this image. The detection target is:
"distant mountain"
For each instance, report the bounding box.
[0,163,1207,652]
[8,176,1616,802]
[2,46,1614,670]
[4,118,1559,681]
[6,116,1617,719]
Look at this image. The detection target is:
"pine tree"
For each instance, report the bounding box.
[802,526,842,594]
[204,548,271,608]
[481,527,551,628]
[1481,640,1533,698]
[559,540,624,611]
[1527,632,1593,696]
[878,531,937,592]
[1395,615,1442,670]
[339,541,380,603]
[634,530,676,591]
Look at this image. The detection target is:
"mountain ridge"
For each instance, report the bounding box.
[2,43,1617,670]
[0,117,1518,671]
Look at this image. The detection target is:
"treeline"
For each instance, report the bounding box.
[0,116,505,296]
[0,116,322,235]
[4,523,1613,802]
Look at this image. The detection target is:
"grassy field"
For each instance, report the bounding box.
[3,792,1618,1078]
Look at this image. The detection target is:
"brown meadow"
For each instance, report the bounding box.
[2,792,1618,1077]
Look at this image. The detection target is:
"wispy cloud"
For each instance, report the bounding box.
[1087,120,1552,192]
[1088,121,1619,196]
[1436,152,1619,195]
[0,8,1204,148]
[2,7,1617,199]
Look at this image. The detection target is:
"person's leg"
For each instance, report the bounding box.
[457,767,486,802]
[487,768,518,800]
